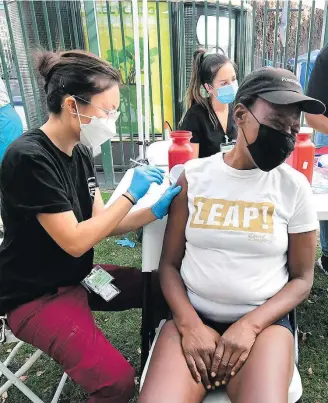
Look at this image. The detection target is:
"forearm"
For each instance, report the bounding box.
[240,277,312,333]
[160,264,203,334]
[305,113,328,135]
[111,208,156,236]
[71,195,133,256]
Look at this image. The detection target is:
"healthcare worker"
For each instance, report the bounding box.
[0,50,180,403]
[179,49,238,158]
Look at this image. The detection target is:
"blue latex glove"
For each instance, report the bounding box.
[128,166,165,202]
[151,184,182,219]
[115,238,136,248]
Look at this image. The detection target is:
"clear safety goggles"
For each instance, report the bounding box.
[73,95,120,122]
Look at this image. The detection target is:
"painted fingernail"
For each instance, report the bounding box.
[215,381,220,387]
[207,385,212,390]
[231,372,236,377]
[222,380,226,385]
[211,372,216,378]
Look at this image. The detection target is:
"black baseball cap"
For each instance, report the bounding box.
[235,67,325,115]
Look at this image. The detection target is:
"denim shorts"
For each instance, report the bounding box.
[168,311,293,334]
[199,314,293,335]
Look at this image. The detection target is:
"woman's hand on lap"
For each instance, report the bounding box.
[211,320,258,387]
[181,324,220,390]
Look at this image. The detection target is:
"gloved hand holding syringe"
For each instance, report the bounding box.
[129,159,182,219]
[130,159,176,184]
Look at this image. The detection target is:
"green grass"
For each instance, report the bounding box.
[0,191,326,402]
[298,260,328,402]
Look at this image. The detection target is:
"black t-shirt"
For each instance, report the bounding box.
[307,45,328,117]
[179,103,237,158]
[0,129,98,314]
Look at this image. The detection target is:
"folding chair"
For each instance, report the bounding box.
[0,317,68,403]
[139,217,303,403]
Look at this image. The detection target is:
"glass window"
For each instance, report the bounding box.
[196,15,235,60]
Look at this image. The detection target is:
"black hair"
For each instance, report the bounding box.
[34,50,121,114]
[185,48,234,127]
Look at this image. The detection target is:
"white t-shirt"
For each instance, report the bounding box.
[181,152,318,323]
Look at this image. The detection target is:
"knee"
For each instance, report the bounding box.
[112,362,135,398]
[91,359,135,402]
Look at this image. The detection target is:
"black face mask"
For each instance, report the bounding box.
[243,109,296,172]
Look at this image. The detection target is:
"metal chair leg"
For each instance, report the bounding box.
[290,309,299,365]
[0,340,24,377]
[0,357,44,403]
[50,372,68,403]
[141,272,152,371]
[0,349,43,395]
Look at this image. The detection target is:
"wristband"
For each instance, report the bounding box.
[122,193,136,205]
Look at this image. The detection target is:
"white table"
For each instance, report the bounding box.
[314,193,328,220]
[106,169,169,274]
[106,168,169,211]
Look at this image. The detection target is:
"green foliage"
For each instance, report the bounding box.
[106,37,158,85]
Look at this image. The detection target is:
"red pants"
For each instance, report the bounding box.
[7,265,143,403]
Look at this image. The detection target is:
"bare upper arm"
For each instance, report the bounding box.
[93,188,105,217]
[287,230,316,283]
[304,113,319,128]
[305,113,328,134]
[159,173,189,272]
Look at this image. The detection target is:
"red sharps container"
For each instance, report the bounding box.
[168,131,193,172]
[286,128,315,184]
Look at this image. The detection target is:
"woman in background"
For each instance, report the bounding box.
[180,49,237,158]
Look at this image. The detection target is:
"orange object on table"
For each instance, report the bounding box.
[286,128,315,184]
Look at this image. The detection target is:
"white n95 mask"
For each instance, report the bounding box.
[80,116,118,156]
[71,97,119,157]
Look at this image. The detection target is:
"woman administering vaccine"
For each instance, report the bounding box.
[180,49,238,158]
[0,50,180,403]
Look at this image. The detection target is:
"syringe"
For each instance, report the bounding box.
[129,158,175,183]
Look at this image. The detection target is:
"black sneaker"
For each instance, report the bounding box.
[317,255,328,275]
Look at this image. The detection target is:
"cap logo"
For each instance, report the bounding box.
[281,77,301,87]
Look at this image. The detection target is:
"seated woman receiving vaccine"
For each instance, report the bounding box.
[138,68,324,403]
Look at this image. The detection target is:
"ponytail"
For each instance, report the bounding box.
[183,48,232,128]
[186,49,207,110]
